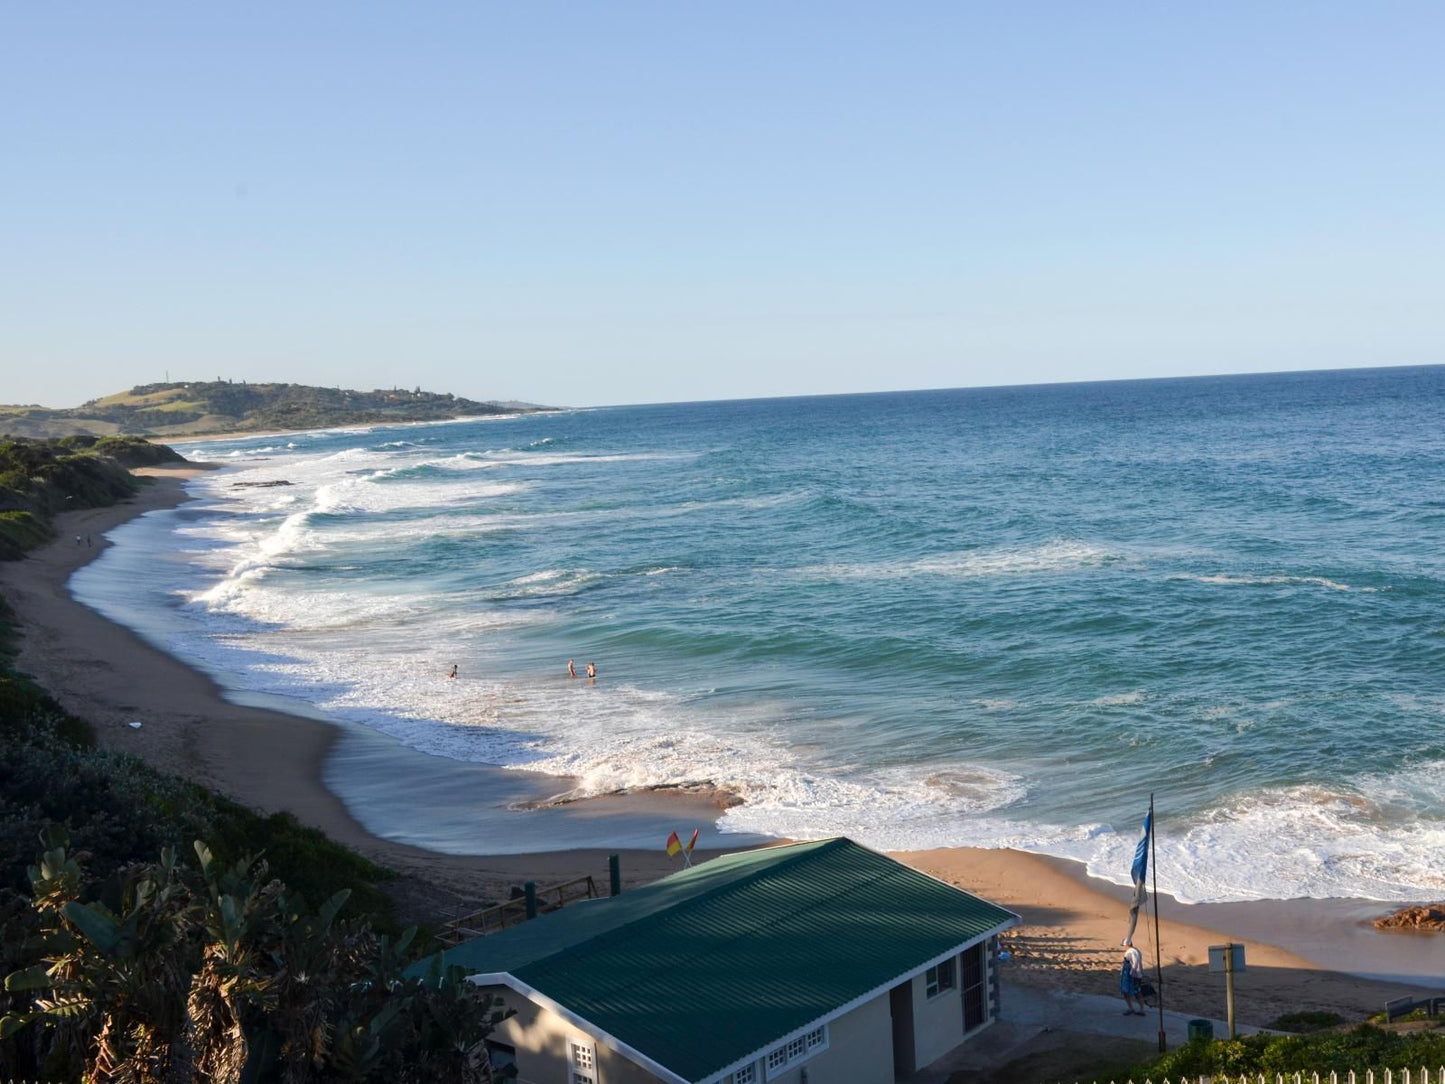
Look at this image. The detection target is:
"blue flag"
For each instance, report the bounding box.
[1124,808,1152,942]
[1131,809,1152,887]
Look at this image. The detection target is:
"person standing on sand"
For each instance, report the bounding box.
[586,661,596,680]
[567,659,576,678]
[1120,938,1146,1015]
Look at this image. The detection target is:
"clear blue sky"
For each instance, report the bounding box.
[3,3,1442,407]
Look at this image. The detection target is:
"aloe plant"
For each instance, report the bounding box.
[2,830,508,1083]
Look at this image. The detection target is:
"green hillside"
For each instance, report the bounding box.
[0,436,186,559]
[0,380,550,439]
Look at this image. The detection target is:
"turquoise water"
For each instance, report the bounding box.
[74,366,1445,902]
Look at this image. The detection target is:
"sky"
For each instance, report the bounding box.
[2,3,1443,408]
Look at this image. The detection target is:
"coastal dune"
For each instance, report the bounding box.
[0,465,1437,1029]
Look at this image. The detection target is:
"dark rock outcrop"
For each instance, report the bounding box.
[1374,903,1445,932]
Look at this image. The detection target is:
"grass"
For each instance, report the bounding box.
[1271,1010,1349,1033]
[93,388,192,407]
[0,510,53,560]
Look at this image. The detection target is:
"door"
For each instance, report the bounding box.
[889,980,915,1078]
[961,943,986,1031]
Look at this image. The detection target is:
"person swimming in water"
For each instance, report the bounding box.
[567,659,576,678]
[586,661,597,680]
[448,664,458,679]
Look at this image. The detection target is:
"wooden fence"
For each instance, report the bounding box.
[1074,1070,1445,1084]
[438,874,600,945]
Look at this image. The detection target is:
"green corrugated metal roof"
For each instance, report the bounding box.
[429,838,1018,1083]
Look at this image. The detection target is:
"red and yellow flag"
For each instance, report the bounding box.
[685,828,700,854]
[665,830,682,857]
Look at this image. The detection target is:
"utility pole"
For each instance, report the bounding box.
[1224,942,1237,1039]
[1150,793,1165,1053]
[1208,942,1245,1040]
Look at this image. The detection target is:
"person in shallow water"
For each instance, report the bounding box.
[1119,938,1145,1015]
[447,664,458,679]
[586,661,597,679]
[567,659,576,678]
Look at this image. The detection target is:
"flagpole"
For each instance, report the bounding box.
[1150,792,1165,1052]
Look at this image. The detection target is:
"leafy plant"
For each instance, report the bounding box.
[1135,1024,1445,1079]
[2,833,508,1083]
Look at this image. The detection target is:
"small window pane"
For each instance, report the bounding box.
[939,958,957,991]
[786,1036,806,1059]
[927,959,956,998]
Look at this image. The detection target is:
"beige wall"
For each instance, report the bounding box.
[483,986,663,1084]
[747,994,895,1084]
[909,963,966,1069]
[483,958,994,1084]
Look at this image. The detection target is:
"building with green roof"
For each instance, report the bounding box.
[432,837,1019,1084]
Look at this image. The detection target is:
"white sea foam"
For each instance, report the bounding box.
[109,417,1445,906]
[1176,573,1372,592]
[1091,691,1146,707]
[806,540,1119,581]
[478,450,690,468]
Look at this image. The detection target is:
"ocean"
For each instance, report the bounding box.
[72,366,1445,904]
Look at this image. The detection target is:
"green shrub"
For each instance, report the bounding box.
[1136,1025,1445,1079]
[0,720,396,929]
[205,802,399,928]
[0,436,165,559]
[1271,1010,1349,1033]
[0,511,51,559]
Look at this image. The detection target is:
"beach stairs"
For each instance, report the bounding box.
[437,874,600,945]
[1070,1071,1445,1083]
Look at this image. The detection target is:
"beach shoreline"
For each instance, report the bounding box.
[0,460,1440,1028]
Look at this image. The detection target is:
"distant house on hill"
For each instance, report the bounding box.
[431,837,1020,1084]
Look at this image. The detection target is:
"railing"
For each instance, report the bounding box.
[1070,1070,1445,1084]
[438,874,600,945]
[1387,997,1445,1022]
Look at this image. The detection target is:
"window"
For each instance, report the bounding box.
[764,1024,828,1079]
[730,1064,758,1084]
[569,1038,597,1084]
[925,957,957,998]
[485,1040,516,1075]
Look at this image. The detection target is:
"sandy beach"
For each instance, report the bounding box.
[1,462,1439,1033]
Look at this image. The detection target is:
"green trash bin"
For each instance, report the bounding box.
[1187,1018,1214,1042]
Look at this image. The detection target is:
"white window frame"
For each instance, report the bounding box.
[764,1024,828,1080]
[569,1037,599,1084]
[925,957,957,999]
[730,1063,758,1084]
